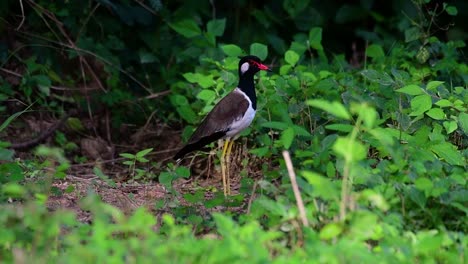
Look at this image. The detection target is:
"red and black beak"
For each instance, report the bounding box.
[258,62,272,72]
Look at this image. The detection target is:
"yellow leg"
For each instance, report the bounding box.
[225,140,235,195]
[221,140,230,196]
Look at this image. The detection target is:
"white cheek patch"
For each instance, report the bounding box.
[240,62,250,74]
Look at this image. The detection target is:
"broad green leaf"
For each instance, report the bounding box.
[443,121,457,134]
[261,121,289,130]
[368,127,395,147]
[0,148,14,161]
[319,223,343,240]
[415,177,433,192]
[207,18,226,36]
[175,166,190,178]
[459,113,468,134]
[425,108,445,120]
[250,43,268,61]
[1,183,26,197]
[352,103,377,129]
[309,27,323,51]
[361,69,394,86]
[280,127,295,149]
[426,81,444,91]
[284,50,299,66]
[197,90,216,102]
[366,44,384,58]
[325,124,354,132]
[431,142,464,166]
[159,172,173,188]
[183,72,215,88]
[410,94,432,116]
[307,99,351,120]
[292,125,311,137]
[221,44,243,57]
[396,84,424,95]
[333,137,367,162]
[405,27,421,42]
[435,99,452,107]
[446,5,458,16]
[302,171,339,200]
[169,19,201,38]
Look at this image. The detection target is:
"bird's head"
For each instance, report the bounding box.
[238,55,271,76]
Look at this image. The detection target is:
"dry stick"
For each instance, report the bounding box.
[282,150,309,227]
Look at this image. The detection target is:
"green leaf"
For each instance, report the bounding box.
[261,121,289,130]
[458,113,468,134]
[159,172,173,189]
[292,125,311,137]
[435,99,452,108]
[120,153,135,159]
[319,223,343,240]
[250,43,268,61]
[207,18,226,36]
[361,69,394,86]
[307,99,351,120]
[0,148,14,161]
[396,84,424,95]
[309,27,323,51]
[284,50,299,66]
[366,44,385,58]
[325,124,354,132]
[221,44,243,57]
[183,72,215,88]
[431,142,464,166]
[425,108,445,120]
[139,50,158,64]
[443,121,457,134]
[175,166,191,178]
[410,94,432,116]
[405,27,421,42]
[34,75,51,96]
[169,19,201,38]
[136,148,153,158]
[333,137,367,162]
[0,107,32,132]
[446,5,458,16]
[280,127,295,149]
[426,81,444,91]
[302,171,339,200]
[197,90,216,102]
[415,177,433,192]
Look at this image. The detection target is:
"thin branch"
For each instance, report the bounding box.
[16,0,26,30]
[246,180,258,214]
[282,151,309,227]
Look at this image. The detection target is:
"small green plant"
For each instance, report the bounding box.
[119,148,153,180]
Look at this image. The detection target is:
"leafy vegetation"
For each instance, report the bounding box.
[0,0,466,263]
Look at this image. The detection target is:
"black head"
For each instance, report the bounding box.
[238,55,271,76]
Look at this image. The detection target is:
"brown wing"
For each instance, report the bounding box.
[173,89,249,160]
[187,89,249,144]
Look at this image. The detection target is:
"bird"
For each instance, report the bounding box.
[174,55,271,196]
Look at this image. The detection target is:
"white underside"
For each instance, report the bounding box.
[225,88,256,139]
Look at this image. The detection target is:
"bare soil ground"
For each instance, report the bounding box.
[3,110,263,222]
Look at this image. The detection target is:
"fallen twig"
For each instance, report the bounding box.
[282,150,309,227]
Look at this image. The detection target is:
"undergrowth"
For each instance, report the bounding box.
[0,0,467,263]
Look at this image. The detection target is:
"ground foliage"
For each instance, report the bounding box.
[0,0,467,263]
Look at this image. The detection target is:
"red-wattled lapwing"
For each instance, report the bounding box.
[174,55,271,196]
